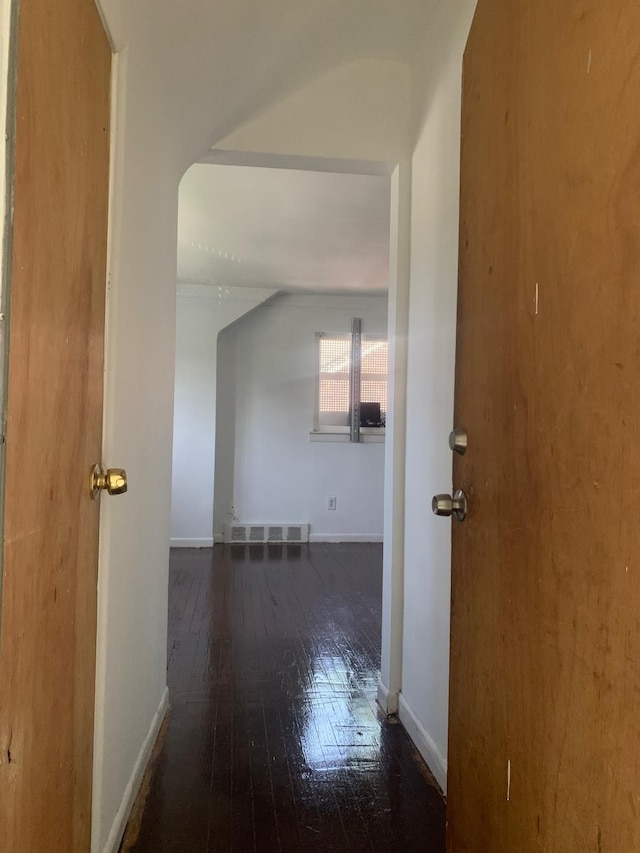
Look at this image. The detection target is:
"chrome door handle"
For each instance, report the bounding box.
[432,489,468,521]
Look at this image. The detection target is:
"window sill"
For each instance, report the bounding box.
[309,431,385,444]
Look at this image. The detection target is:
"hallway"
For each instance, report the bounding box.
[123,544,445,852]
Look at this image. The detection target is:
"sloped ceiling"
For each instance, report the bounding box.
[178,165,391,293]
[99,0,438,153]
[97,0,439,295]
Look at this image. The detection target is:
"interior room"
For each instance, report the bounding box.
[0,2,474,849]
[170,164,392,549]
[4,1,638,851]
[151,161,440,849]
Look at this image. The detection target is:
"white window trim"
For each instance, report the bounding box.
[309,430,385,443]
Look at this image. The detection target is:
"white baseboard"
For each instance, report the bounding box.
[170,537,214,548]
[196,534,383,545]
[308,534,383,543]
[377,677,399,715]
[101,687,169,853]
[398,693,447,793]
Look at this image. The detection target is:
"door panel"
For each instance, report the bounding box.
[0,0,111,849]
[449,2,640,850]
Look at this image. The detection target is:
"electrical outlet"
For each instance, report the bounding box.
[328,497,337,511]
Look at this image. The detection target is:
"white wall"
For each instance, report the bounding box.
[170,284,275,546]
[214,293,387,541]
[217,59,411,168]
[398,0,477,792]
[91,46,179,853]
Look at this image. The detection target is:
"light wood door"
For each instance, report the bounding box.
[0,0,111,850]
[448,2,640,850]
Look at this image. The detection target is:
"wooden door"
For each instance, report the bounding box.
[0,0,111,850]
[448,2,640,850]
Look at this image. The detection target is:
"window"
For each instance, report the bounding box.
[315,323,388,440]
[317,334,351,428]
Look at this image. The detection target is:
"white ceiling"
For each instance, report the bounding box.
[117,2,433,138]
[178,165,391,294]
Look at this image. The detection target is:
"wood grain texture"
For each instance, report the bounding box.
[127,544,446,852]
[0,1,111,850]
[449,2,640,851]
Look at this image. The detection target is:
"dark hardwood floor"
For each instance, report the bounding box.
[124,543,446,852]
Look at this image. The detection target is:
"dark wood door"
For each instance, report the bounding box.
[0,0,111,849]
[448,2,640,850]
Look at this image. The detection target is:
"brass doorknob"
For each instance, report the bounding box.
[90,464,128,500]
[432,489,468,521]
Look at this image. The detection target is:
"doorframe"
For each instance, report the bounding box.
[89,45,166,853]
[378,160,410,715]
[193,146,411,716]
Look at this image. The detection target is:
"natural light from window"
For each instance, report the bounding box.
[317,334,388,430]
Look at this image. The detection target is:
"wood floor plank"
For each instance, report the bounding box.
[126,544,445,852]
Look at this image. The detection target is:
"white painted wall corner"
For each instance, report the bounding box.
[100,687,169,853]
[398,693,447,793]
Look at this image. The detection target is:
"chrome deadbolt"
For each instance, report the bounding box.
[449,427,468,455]
[432,489,468,522]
